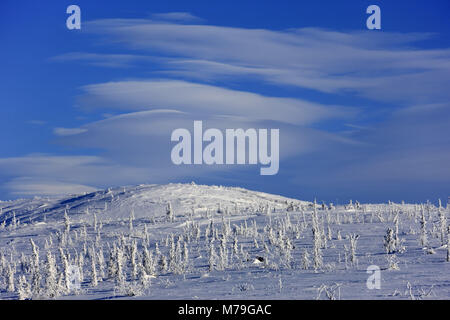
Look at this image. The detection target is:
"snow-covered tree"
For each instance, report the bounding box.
[312,201,323,270]
[129,210,134,232]
[301,249,310,270]
[93,212,98,232]
[90,247,98,287]
[17,275,31,300]
[29,239,41,296]
[107,245,118,279]
[6,263,15,292]
[420,204,428,247]
[447,226,450,263]
[384,228,396,253]
[158,254,167,273]
[59,248,70,292]
[166,202,174,222]
[115,244,125,286]
[97,247,105,279]
[142,247,156,276]
[44,251,58,297]
[77,252,84,283]
[208,240,216,272]
[347,234,359,266]
[183,241,189,272]
[438,200,447,246]
[130,240,138,279]
[64,210,70,234]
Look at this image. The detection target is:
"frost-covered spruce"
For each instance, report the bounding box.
[29,239,41,296]
[90,247,98,287]
[80,224,88,243]
[208,240,216,272]
[143,224,150,247]
[301,249,310,270]
[221,216,231,239]
[239,244,249,263]
[17,275,31,300]
[173,237,183,274]
[312,201,323,270]
[59,248,70,292]
[220,236,228,268]
[166,202,174,222]
[115,244,125,286]
[347,234,359,266]
[0,251,6,275]
[93,211,98,232]
[44,251,58,297]
[95,227,102,247]
[168,234,176,272]
[107,244,118,279]
[155,242,161,257]
[6,263,15,292]
[55,231,65,247]
[158,254,167,273]
[194,223,201,242]
[97,247,105,279]
[419,204,428,247]
[393,210,400,248]
[183,241,189,271]
[129,211,134,232]
[217,244,226,271]
[77,251,84,283]
[11,211,17,230]
[252,220,258,238]
[387,254,400,270]
[142,246,156,276]
[130,240,138,279]
[138,264,149,288]
[142,247,154,276]
[64,209,70,234]
[438,200,447,246]
[447,225,450,262]
[205,220,212,239]
[313,229,323,270]
[282,237,293,268]
[384,228,396,253]
[253,238,259,249]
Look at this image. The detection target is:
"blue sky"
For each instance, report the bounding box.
[1,0,449,203]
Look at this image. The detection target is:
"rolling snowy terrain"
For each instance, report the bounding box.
[0,183,449,300]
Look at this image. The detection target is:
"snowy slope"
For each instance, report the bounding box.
[0,183,449,300]
[0,183,309,225]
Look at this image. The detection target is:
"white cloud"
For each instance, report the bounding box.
[54,127,88,136]
[43,110,360,191]
[84,20,450,104]
[5,178,98,197]
[291,102,450,188]
[79,80,356,125]
[150,12,203,23]
[0,155,150,197]
[50,52,158,68]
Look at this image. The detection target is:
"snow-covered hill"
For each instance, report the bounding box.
[0,183,309,225]
[0,183,449,300]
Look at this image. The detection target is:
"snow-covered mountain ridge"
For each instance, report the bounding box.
[0,183,309,225]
